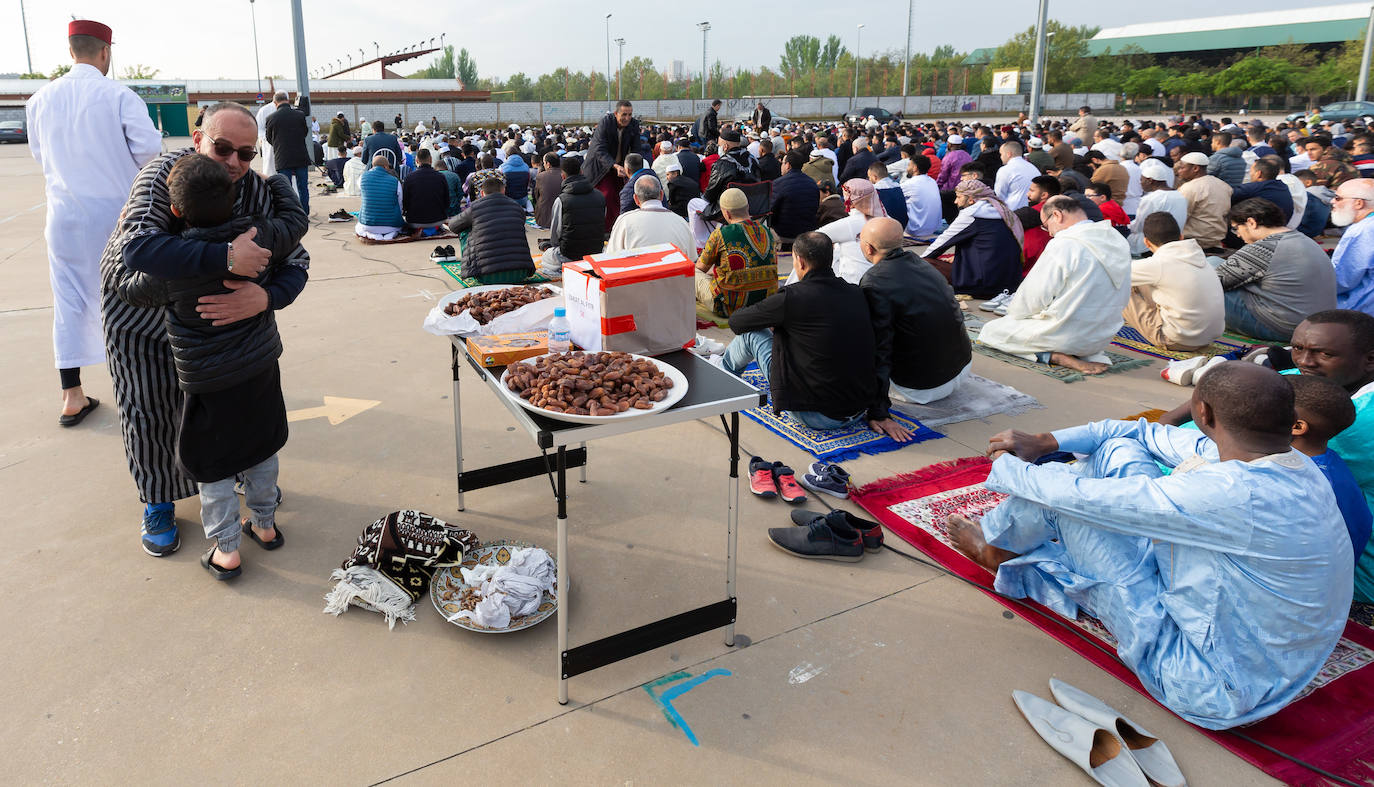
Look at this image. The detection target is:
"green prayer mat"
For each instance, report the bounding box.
[966,326,1153,383]
[437,262,552,288]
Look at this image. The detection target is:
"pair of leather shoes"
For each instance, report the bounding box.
[1013,679,1185,786]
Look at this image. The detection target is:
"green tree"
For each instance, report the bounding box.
[780,35,821,75]
[456,48,479,89]
[47,65,70,79]
[1213,56,1295,97]
[119,64,160,79]
[990,20,1096,92]
[1121,65,1176,99]
[503,72,534,101]
[410,45,455,79]
[1161,71,1217,113]
[819,35,846,71]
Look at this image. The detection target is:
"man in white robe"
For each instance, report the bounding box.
[605,177,697,262]
[255,94,281,176]
[978,196,1132,375]
[26,19,162,424]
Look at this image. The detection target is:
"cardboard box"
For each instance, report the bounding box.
[465,332,549,367]
[562,243,695,355]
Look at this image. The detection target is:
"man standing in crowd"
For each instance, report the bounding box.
[264,91,311,214]
[585,101,644,232]
[27,19,163,426]
[255,93,280,176]
[360,120,402,170]
[102,101,309,557]
[696,99,722,145]
[1067,105,1096,140]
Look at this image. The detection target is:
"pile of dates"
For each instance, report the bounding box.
[506,351,674,416]
[444,286,554,324]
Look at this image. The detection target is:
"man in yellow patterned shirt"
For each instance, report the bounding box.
[695,188,778,317]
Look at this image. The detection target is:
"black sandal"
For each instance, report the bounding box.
[242,518,284,550]
[58,397,99,427]
[200,547,242,580]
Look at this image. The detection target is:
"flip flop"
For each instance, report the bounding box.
[241,518,284,551]
[58,396,99,427]
[200,546,242,581]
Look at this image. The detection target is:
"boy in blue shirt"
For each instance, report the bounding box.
[1290,375,1372,561]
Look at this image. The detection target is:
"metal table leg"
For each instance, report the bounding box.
[579,441,587,484]
[724,412,739,647]
[555,445,570,704]
[453,344,465,512]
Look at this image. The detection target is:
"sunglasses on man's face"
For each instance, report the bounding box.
[206,134,258,162]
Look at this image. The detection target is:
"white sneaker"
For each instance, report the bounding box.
[706,354,728,372]
[691,334,727,356]
[1189,355,1228,385]
[994,302,1010,316]
[979,289,1013,312]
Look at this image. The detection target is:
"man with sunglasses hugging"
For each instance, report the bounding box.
[101,101,310,560]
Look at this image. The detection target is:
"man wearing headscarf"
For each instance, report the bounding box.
[26,19,163,425]
[785,179,886,286]
[923,179,1023,298]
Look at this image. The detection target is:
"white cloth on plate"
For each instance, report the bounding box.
[456,547,557,627]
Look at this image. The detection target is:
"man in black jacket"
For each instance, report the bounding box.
[769,151,820,241]
[756,138,781,181]
[446,173,534,283]
[401,149,450,229]
[693,127,760,234]
[360,120,403,171]
[720,232,878,430]
[695,99,721,145]
[675,138,701,184]
[538,155,605,279]
[663,161,700,219]
[751,102,771,131]
[838,135,877,184]
[264,92,312,212]
[859,218,972,441]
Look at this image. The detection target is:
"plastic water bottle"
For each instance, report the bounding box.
[547,307,572,353]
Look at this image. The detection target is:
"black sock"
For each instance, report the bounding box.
[59,367,81,390]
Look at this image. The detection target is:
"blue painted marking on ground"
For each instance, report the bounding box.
[641,669,733,746]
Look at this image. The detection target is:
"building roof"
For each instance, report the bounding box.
[1087,3,1372,56]
[962,48,996,66]
[321,48,440,80]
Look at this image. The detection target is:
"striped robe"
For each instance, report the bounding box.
[100,148,310,503]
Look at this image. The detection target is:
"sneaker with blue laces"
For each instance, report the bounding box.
[141,502,180,557]
[799,462,851,499]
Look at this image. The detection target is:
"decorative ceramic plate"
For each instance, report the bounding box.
[430,539,559,633]
[498,352,690,424]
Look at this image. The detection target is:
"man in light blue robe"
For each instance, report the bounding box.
[947,362,1352,730]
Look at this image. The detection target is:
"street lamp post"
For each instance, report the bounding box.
[1028,0,1049,124]
[698,22,711,100]
[901,0,912,102]
[250,0,263,98]
[852,24,864,113]
[604,14,613,105]
[290,0,310,105]
[615,38,626,100]
[19,0,33,74]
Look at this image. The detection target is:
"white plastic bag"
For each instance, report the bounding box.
[422,285,561,337]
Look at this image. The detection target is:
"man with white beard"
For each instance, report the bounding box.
[1332,179,1374,315]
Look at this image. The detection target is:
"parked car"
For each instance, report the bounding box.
[844,106,895,125]
[1315,101,1374,124]
[733,112,793,128]
[0,120,27,144]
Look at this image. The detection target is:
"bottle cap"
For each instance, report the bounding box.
[554,307,566,317]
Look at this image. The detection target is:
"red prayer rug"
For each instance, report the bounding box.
[853,457,1374,786]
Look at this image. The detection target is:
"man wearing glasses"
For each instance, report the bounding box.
[26,19,162,427]
[101,102,310,559]
[1332,180,1374,316]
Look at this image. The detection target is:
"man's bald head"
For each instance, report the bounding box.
[1193,362,1295,440]
[859,217,904,263]
[372,155,392,171]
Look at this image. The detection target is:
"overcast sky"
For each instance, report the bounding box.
[3,0,1322,81]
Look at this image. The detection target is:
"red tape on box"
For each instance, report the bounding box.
[600,314,638,336]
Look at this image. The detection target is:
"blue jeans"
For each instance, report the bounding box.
[722,330,866,430]
[279,166,310,213]
[1222,289,1290,342]
[199,454,278,553]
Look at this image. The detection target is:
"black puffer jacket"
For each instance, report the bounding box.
[446,193,534,278]
[556,174,605,260]
[164,216,283,394]
[701,146,759,222]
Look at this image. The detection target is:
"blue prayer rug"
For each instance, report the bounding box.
[738,364,941,462]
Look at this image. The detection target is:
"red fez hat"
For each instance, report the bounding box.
[68,20,113,45]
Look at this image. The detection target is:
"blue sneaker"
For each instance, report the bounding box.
[799,462,851,499]
[141,503,180,557]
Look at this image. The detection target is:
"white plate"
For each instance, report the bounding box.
[499,352,689,424]
[430,540,559,634]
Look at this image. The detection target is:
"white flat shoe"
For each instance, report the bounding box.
[1012,690,1149,787]
[1050,679,1187,787]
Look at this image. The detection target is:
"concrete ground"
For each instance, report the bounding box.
[0,138,1272,785]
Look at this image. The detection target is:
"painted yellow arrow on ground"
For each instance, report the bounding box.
[287,396,381,425]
